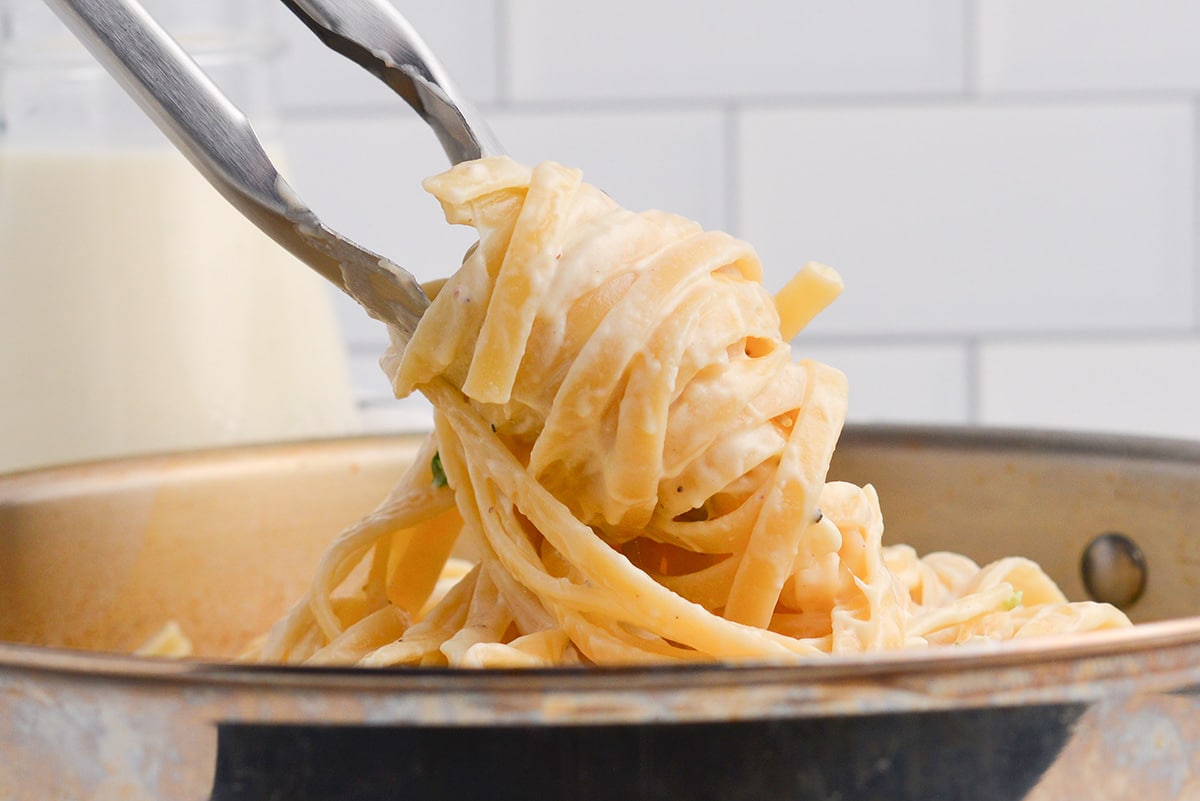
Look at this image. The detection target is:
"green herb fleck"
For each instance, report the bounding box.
[431,452,448,488]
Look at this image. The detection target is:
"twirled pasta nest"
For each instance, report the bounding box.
[249,157,1128,667]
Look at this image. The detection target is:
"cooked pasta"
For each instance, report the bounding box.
[246,157,1130,667]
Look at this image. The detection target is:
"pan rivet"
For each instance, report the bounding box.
[1081,532,1147,610]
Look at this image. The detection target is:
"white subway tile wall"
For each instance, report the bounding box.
[976,0,1200,93]
[978,337,1200,438]
[740,103,1194,336]
[505,1,968,99]
[266,1,1200,440]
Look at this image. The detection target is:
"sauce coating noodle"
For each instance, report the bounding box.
[245,157,1130,667]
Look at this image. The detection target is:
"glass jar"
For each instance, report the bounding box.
[0,0,360,473]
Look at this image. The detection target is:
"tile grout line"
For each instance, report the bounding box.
[279,89,1200,123]
[964,337,981,425]
[963,0,980,98]
[803,327,1200,347]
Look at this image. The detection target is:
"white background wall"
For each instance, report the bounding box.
[268,0,1200,440]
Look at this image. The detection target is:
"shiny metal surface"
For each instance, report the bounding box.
[3,427,1200,800]
[42,0,430,338]
[282,0,501,164]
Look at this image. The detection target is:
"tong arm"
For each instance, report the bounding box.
[43,0,430,339]
[282,0,502,164]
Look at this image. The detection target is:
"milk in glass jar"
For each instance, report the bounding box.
[0,0,360,472]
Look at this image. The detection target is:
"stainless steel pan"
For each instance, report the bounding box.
[2,427,1199,800]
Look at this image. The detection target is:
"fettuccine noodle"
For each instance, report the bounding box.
[244,157,1130,667]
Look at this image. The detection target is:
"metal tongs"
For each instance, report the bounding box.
[43,0,502,340]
